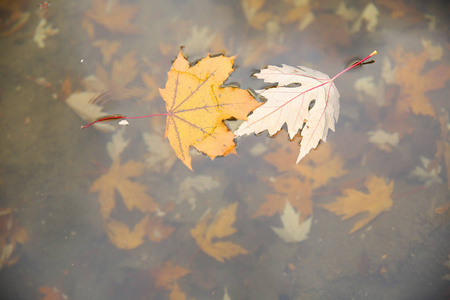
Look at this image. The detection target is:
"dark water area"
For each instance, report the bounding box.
[0,0,449,299]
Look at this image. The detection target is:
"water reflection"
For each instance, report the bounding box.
[0,0,449,299]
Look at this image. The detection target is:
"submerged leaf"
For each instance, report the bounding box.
[104,215,149,249]
[154,261,191,290]
[89,159,158,218]
[391,45,450,116]
[271,201,312,243]
[320,176,394,233]
[190,203,247,262]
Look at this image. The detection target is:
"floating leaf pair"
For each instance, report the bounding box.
[83,50,377,170]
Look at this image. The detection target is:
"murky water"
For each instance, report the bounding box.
[1,0,449,299]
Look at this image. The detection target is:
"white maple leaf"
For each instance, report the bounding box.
[33,18,59,48]
[368,129,399,152]
[409,156,442,186]
[336,2,358,21]
[351,3,379,33]
[271,201,312,243]
[235,64,340,163]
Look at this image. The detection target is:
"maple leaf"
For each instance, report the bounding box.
[271,201,312,243]
[235,51,376,164]
[190,202,247,263]
[159,50,260,170]
[320,176,394,233]
[368,129,399,152]
[84,0,139,35]
[235,64,340,163]
[154,261,191,290]
[252,176,312,223]
[284,0,315,31]
[33,18,59,49]
[350,3,379,33]
[104,215,149,249]
[390,45,450,117]
[336,2,358,21]
[409,156,442,187]
[89,159,157,218]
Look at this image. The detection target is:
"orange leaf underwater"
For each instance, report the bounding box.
[159,50,261,170]
[154,261,191,290]
[89,159,158,219]
[103,215,149,249]
[320,176,394,233]
[190,202,247,262]
[391,45,450,117]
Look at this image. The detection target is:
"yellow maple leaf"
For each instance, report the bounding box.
[154,261,191,290]
[320,176,394,233]
[159,50,261,170]
[190,202,247,263]
[84,0,139,35]
[252,176,312,223]
[104,215,149,249]
[89,159,158,219]
[391,45,450,117]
